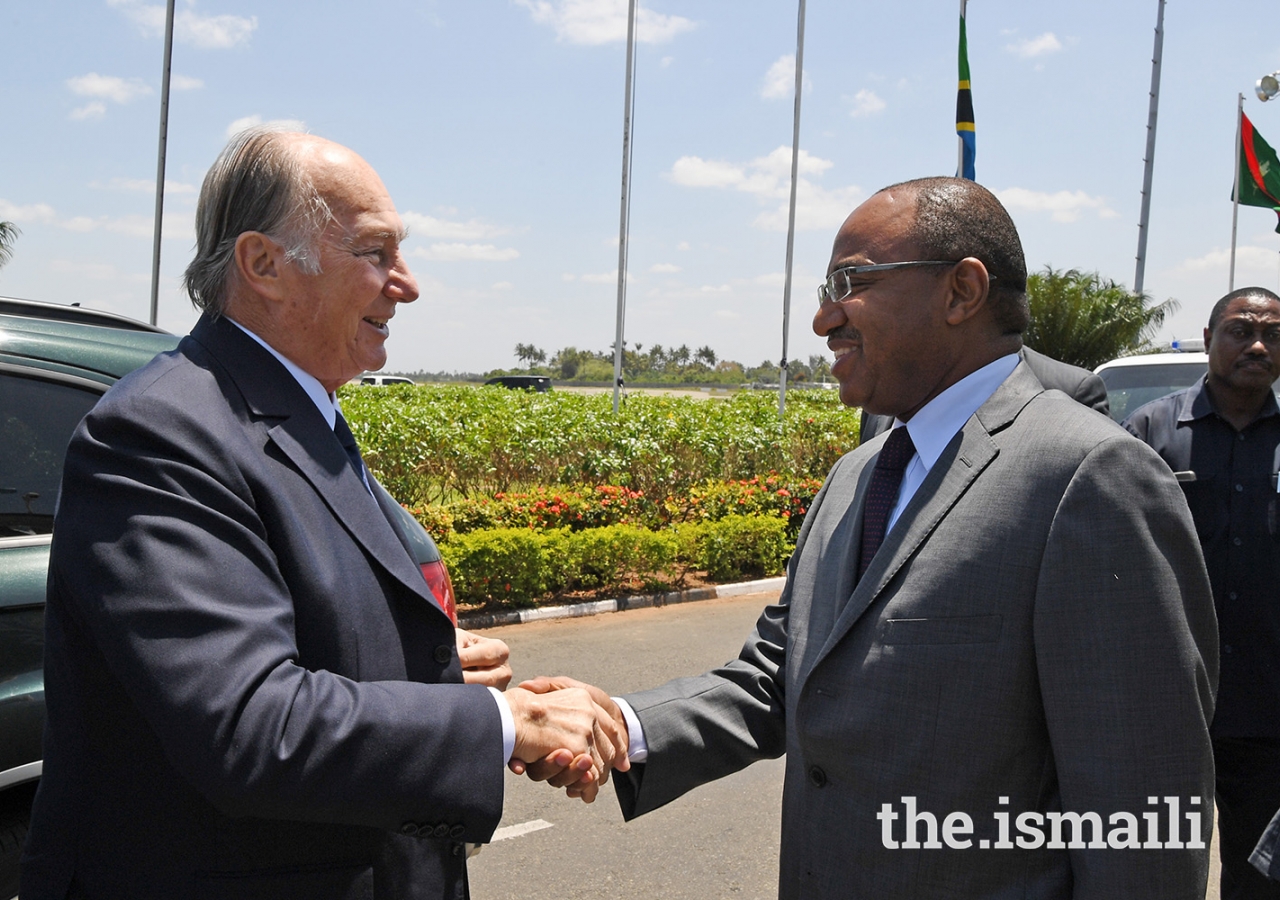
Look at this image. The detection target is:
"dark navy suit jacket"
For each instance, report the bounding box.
[23,314,502,900]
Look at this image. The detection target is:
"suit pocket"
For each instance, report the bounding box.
[195,862,374,900]
[882,615,1002,645]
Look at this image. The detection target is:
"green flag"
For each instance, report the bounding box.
[1237,111,1280,233]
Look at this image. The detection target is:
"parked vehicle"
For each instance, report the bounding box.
[0,297,455,894]
[360,374,414,386]
[1094,351,1209,423]
[484,375,552,392]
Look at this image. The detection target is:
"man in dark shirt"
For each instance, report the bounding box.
[1124,286,1280,900]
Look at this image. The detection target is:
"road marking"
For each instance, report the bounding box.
[490,818,554,842]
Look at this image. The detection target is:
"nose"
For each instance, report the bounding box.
[813,296,845,337]
[386,250,419,304]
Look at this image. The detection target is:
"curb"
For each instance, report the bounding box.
[458,576,787,630]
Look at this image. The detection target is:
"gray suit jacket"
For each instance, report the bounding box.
[616,362,1217,899]
[860,346,1110,443]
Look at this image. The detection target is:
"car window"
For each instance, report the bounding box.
[0,371,101,536]
[1097,362,1208,422]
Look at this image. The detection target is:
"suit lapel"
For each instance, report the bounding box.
[188,314,440,610]
[811,362,1044,668]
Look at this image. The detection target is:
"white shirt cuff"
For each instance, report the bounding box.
[488,686,516,764]
[613,696,648,763]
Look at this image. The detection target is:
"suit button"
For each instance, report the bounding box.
[400,822,420,836]
[452,842,466,857]
[449,824,466,839]
[435,644,453,664]
[808,766,827,788]
[433,823,451,838]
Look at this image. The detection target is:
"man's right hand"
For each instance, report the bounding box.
[503,685,628,803]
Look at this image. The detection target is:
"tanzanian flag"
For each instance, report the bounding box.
[956,11,976,181]
[1237,111,1280,233]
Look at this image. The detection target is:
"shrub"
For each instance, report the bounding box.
[685,515,791,582]
[438,528,558,608]
[561,526,679,592]
[340,384,858,506]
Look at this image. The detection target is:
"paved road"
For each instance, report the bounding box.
[467,591,1224,900]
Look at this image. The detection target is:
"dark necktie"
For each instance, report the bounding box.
[858,425,916,581]
[333,411,367,485]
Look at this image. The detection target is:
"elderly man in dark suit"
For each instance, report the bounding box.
[21,128,624,900]
[859,345,1109,442]
[525,177,1218,899]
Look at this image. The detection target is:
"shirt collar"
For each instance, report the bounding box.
[1180,374,1280,426]
[893,352,1021,474]
[227,318,340,428]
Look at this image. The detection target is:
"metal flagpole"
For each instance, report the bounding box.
[148,0,176,326]
[1133,0,1165,296]
[611,0,638,414]
[778,0,806,416]
[957,0,967,175]
[1231,92,1243,292]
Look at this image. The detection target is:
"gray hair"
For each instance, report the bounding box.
[183,126,334,315]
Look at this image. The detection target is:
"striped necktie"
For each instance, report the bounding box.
[333,411,367,486]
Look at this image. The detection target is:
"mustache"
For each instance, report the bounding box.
[825,326,861,346]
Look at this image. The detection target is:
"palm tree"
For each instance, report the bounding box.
[0,221,19,269]
[1022,267,1178,371]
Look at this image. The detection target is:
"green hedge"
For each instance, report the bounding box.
[339,384,858,506]
[439,515,790,608]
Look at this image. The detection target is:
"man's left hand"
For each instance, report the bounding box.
[456,628,512,689]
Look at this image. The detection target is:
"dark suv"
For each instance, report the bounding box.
[0,297,455,895]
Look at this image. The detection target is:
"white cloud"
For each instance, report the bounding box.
[413,243,520,262]
[492,281,515,291]
[69,102,107,121]
[0,199,58,224]
[1006,32,1062,59]
[515,0,695,45]
[402,211,511,240]
[667,146,860,232]
[108,0,258,48]
[700,284,731,293]
[1175,245,1278,273]
[676,241,690,251]
[997,187,1117,223]
[848,89,886,118]
[93,177,198,195]
[171,74,205,91]
[66,73,151,103]
[577,270,619,284]
[760,55,809,100]
[225,115,307,138]
[650,262,681,273]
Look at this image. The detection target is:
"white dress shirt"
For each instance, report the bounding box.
[617,352,1022,763]
[227,319,516,766]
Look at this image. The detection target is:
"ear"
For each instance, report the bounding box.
[233,231,288,302]
[942,257,989,326]
[1203,325,1212,353]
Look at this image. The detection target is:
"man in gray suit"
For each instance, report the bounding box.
[525,177,1218,898]
[859,345,1109,443]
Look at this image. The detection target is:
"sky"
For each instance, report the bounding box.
[3,0,1280,375]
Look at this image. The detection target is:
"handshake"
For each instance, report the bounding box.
[455,628,628,803]
[504,676,630,804]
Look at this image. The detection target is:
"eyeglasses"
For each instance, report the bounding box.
[817,260,962,308]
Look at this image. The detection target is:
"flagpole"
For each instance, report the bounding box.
[148,0,175,326]
[778,0,806,417]
[1133,0,1165,296]
[956,0,967,175]
[1231,92,1243,292]
[611,0,638,414]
